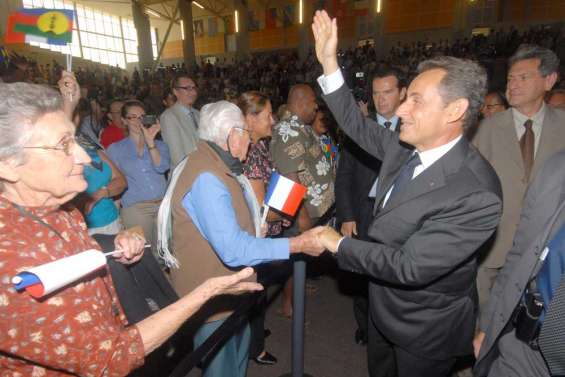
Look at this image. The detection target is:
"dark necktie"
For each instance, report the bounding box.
[386,153,421,205]
[520,119,534,180]
[190,110,199,129]
[384,121,392,130]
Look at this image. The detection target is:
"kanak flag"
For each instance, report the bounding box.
[265,172,307,216]
[5,8,74,46]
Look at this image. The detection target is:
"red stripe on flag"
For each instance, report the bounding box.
[281,183,307,216]
[5,15,26,44]
[12,12,40,25]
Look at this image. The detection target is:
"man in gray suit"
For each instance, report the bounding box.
[474,149,565,377]
[473,45,565,312]
[160,74,200,169]
[309,11,502,377]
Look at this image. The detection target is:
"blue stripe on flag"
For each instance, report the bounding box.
[265,172,280,204]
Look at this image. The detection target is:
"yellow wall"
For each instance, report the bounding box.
[384,0,456,34]
[249,25,300,50]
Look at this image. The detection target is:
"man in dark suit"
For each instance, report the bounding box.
[336,67,406,347]
[308,11,503,377]
[474,149,565,377]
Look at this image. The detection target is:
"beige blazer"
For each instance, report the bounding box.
[473,106,565,268]
[160,102,200,169]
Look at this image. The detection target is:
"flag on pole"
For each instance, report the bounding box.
[12,249,108,298]
[5,8,74,46]
[265,172,307,216]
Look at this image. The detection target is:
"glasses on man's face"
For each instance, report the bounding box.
[175,85,198,92]
[233,127,251,136]
[23,136,77,156]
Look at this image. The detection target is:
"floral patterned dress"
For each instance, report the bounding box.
[0,197,145,376]
[243,139,283,236]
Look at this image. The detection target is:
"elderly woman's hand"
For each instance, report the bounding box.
[58,70,80,109]
[113,230,146,265]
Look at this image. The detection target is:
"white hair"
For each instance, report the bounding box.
[198,100,246,145]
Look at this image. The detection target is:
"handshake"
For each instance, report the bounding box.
[289,226,344,256]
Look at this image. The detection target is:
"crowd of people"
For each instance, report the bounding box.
[1,11,565,377]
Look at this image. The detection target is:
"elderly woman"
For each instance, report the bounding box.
[166,100,322,377]
[0,82,264,376]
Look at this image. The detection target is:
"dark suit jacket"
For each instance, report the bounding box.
[475,149,565,376]
[323,84,503,360]
[335,119,401,239]
[335,136,381,239]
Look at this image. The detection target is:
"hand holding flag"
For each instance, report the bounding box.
[262,172,307,226]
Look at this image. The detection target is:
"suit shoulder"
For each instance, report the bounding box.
[458,146,503,200]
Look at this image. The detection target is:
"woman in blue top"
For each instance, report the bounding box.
[70,97,127,235]
[107,100,170,253]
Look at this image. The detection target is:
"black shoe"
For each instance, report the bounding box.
[264,329,272,338]
[253,351,278,365]
[355,329,367,345]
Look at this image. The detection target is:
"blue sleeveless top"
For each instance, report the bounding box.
[83,149,119,228]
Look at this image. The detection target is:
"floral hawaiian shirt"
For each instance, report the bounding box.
[270,114,335,219]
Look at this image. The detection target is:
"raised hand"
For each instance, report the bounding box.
[311,10,339,75]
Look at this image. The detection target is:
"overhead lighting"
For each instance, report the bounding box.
[235,10,239,33]
[145,8,161,18]
[299,0,303,24]
[180,19,185,40]
[377,0,382,13]
[192,1,204,9]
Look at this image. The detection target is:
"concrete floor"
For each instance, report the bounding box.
[247,261,368,377]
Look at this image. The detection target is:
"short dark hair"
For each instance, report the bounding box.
[170,73,195,91]
[508,44,560,77]
[121,99,146,118]
[371,66,406,89]
[487,91,509,110]
[417,56,487,131]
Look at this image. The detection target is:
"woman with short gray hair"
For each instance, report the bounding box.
[0,82,263,376]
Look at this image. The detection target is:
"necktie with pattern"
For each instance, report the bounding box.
[520,119,534,180]
[385,153,421,206]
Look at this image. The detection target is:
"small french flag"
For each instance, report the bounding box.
[265,172,307,216]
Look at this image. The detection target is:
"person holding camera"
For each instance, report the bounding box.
[107,100,170,254]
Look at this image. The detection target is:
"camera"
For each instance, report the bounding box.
[142,114,158,128]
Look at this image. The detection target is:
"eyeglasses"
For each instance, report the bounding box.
[233,127,251,136]
[175,85,198,92]
[485,104,504,109]
[126,114,145,121]
[23,136,77,156]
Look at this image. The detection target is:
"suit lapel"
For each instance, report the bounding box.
[372,149,411,213]
[375,138,467,218]
[497,111,524,172]
[531,107,560,179]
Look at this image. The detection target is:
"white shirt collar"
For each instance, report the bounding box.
[376,113,399,128]
[416,135,462,170]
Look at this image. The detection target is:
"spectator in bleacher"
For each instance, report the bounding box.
[165,100,323,377]
[473,44,565,320]
[78,92,105,149]
[546,88,565,110]
[160,74,200,169]
[100,99,127,149]
[143,80,165,116]
[480,91,509,119]
[107,100,170,254]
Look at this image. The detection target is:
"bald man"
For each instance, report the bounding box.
[271,84,334,232]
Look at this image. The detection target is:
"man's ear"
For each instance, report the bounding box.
[446,98,469,124]
[0,158,21,184]
[544,72,558,92]
[399,87,407,102]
